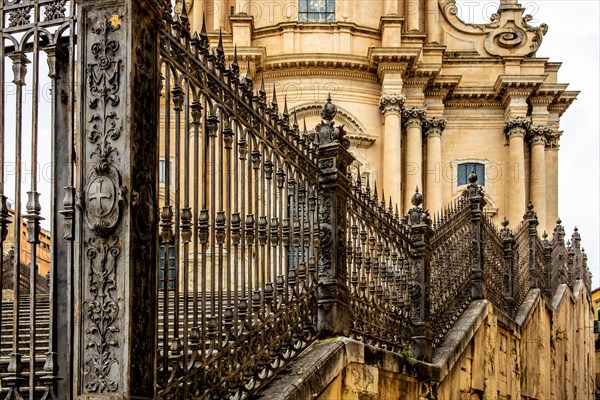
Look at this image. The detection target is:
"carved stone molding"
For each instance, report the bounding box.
[379,93,405,115]
[424,117,447,138]
[504,117,531,139]
[402,107,427,129]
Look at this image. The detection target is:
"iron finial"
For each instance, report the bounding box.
[468,170,478,184]
[411,186,423,207]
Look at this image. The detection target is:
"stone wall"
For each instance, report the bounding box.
[258,281,594,399]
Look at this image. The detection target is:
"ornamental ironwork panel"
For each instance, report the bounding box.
[346,178,413,352]
[513,221,531,307]
[430,196,472,347]
[0,1,77,399]
[481,217,505,311]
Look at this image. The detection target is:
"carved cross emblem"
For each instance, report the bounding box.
[89,177,114,217]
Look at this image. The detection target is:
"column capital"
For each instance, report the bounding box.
[504,116,531,139]
[528,124,552,146]
[424,116,447,138]
[545,130,562,150]
[379,93,405,115]
[403,107,427,128]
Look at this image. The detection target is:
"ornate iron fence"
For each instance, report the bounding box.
[0,1,594,398]
[346,177,413,352]
[430,195,472,347]
[0,1,77,399]
[156,11,320,398]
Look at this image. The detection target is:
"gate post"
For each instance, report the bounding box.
[316,95,353,337]
[74,1,164,397]
[466,171,486,300]
[500,217,515,316]
[525,203,539,289]
[407,188,433,362]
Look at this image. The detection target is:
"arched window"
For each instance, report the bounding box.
[299,0,335,22]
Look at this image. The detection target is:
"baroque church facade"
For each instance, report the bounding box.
[178,0,574,234]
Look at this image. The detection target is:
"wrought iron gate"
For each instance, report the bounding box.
[0,1,77,399]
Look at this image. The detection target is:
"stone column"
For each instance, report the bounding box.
[403,107,426,211]
[424,117,446,214]
[316,96,354,337]
[384,0,397,14]
[529,125,550,234]
[407,189,433,362]
[505,117,530,228]
[426,0,439,42]
[379,94,405,209]
[75,1,163,397]
[213,0,226,31]
[406,0,420,31]
[545,131,561,232]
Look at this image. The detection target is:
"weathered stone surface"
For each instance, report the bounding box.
[257,282,594,400]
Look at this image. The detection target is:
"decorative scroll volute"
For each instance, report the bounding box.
[483,2,548,57]
[439,0,548,57]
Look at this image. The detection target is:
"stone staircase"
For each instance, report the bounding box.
[0,296,49,397]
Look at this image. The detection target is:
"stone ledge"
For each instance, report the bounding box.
[514,288,541,326]
[256,337,419,400]
[430,300,488,382]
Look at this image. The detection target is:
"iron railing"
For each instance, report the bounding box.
[0,1,77,399]
[430,195,472,347]
[0,1,594,399]
[346,178,413,352]
[156,10,320,398]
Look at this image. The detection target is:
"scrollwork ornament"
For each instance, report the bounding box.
[44,0,67,21]
[83,14,125,237]
[84,235,121,392]
[8,6,32,27]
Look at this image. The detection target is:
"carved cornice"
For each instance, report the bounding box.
[504,117,531,139]
[424,117,447,138]
[548,90,579,117]
[528,124,552,146]
[403,107,427,129]
[379,93,405,115]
